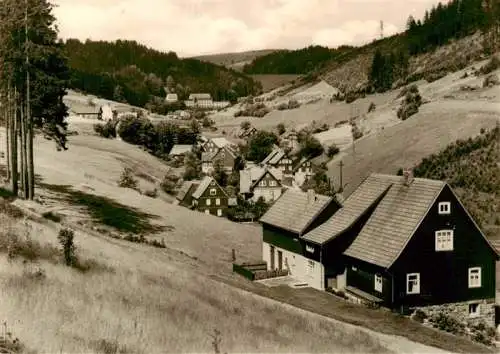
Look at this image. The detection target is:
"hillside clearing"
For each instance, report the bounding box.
[0,215,396,353]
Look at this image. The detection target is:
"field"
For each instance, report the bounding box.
[192,49,279,70]
[0,109,493,353]
[250,74,302,92]
[0,123,472,353]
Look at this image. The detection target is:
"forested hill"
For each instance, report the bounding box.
[242,45,355,75]
[63,39,262,109]
[243,0,499,77]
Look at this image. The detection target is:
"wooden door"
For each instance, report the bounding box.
[270,246,275,270]
[277,250,283,271]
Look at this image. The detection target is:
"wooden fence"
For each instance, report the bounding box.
[232,261,289,281]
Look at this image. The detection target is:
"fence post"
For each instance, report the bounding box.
[232,248,236,262]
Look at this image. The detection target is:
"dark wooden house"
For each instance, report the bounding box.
[259,189,342,290]
[305,171,499,325]
[191,176,230,217]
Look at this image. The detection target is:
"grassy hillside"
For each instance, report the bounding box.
[412,126,500,241]
[0,123,485,353]
[63,39,262,110]
[242,0,497,94]
[193,49,278,70]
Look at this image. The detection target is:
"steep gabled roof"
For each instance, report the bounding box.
[210,137,232,149]
[169,144,193,156]
[302,174,393,245]
[201,151,217,162]
[261,147,284,166]
[259,189,333,235]
[251,168,282,189]
[176,180,199,201]
[343,174,446,269]
[189,93,212,100]
[292,157,313,172]
[239,167,282,194]
[192,176,228,199]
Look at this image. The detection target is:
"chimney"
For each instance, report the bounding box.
[307,189,316,203]
[403,168,414,186]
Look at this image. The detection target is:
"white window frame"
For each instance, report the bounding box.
[308,260,315,273]
[204,209,210,214]
[374,274,383,293]
[210,188,217,195]
[468,267,481,288]
[215,198,221,206]
[217,209,222,216]
[206,199,211,206]
[469,303,480,318]
[259,180,267,187]
[305,245,314,253]
[406,273,420,294]
[438,202,451,215]
[269,180,277,187]
[435,230,454,251]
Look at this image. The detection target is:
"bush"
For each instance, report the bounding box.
[117,167,139,189]
[477,56,500,75]
[160,174,179,195]
[42,211,62,222]
[234,103,270,118]
[428,312,465,336]
[93,120,117,138]
[58,228,77,267]
[202,116,214,128]
[351,124,363,140]
[368,102,376,113]
[482,74,500,88]
[143,188,158,198]
[276,123,286,135]
[411,309,427,323]
[397,85,422,120]
[326,144,340,158]
[299,134,324,158]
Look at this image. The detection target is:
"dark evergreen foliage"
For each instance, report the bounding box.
[63,39,262,109]
[242,45,355,75]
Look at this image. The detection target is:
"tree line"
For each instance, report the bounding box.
[64,39,263,112]
[0,0,69,200]
[369,0,500,92]
[242,45,355,75]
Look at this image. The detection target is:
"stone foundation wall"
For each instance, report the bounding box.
[415,298,495,328]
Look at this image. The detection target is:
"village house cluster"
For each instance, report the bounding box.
[257,170,498,327]
[172,133,318,218]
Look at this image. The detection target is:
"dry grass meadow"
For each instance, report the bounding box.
[1,43,499,353]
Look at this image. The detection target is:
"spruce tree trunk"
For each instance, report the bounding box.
[20,102,28,198]
[5,95,10,181]
[20,102,25,197]
[10,86,18,196]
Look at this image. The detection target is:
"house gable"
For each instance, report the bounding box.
[390,184,498,306]
[251,170,281,191]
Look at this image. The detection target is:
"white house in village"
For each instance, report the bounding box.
[239,166,283,202]
[165,93,179,103]
[101,104,114,121]
[293,157,313,187]
[259,189,342,290]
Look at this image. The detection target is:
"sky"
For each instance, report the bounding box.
[52,0,442,57]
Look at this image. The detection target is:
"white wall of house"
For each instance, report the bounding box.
[262,242,324,291]
[202,162,213,174]
[252,187,282,203]
[294,171,311,187]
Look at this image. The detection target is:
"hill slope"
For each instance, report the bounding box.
[242,0,496,94]
[63,39,262,109]
[0,125,466,353]
[193,49,279,70]
[413,126,500,241]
